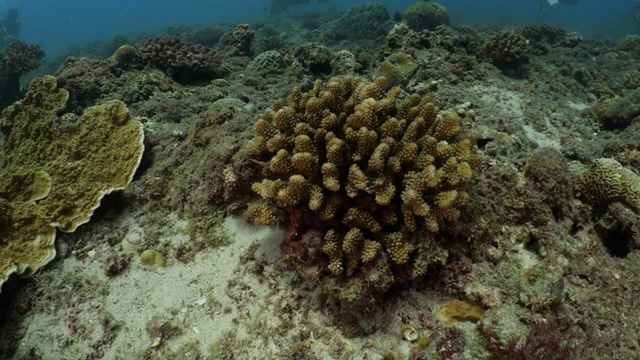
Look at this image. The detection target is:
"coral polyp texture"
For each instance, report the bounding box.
[575,158,640,208]
[0,75,145,292]
[245,76,480,282]
[0,40,45,108]
[481,29,528,67]
[246,50,288,75]
[401,0,451,32]
[136,36,225,84]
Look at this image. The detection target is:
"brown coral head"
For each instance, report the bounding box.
[482,29,528,66]
[245,76,480,287]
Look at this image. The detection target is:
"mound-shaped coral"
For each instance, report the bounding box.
[0,40,45,109]
[622,70,640,90]
[481,30,528,68]
[246,50,288,75]
[524,148,574,219]
[575,158,640,209]
[374,52,419,89]
[615,34,640,59]
[331,50,361,75]
[602,86,640,128]
[244,76,480,291]
[330,3,391,41]
[0,75,145,292]
[136,36,226,84]
[293,43,333,75]
[402,0,451,32]
[216,23,255,57]
[110,44,145,70]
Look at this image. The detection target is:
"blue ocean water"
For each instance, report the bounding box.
[2,0,639,54]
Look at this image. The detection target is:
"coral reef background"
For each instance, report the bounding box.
[11,0,640,54]
[2,1,640,359]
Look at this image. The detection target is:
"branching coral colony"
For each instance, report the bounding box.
[244,76,481,297]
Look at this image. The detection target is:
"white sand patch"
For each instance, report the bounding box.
[9,216,286,359]
[522,124,561,149]
[473,84,526,123]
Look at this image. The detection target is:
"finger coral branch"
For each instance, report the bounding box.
[245,76,480,283]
